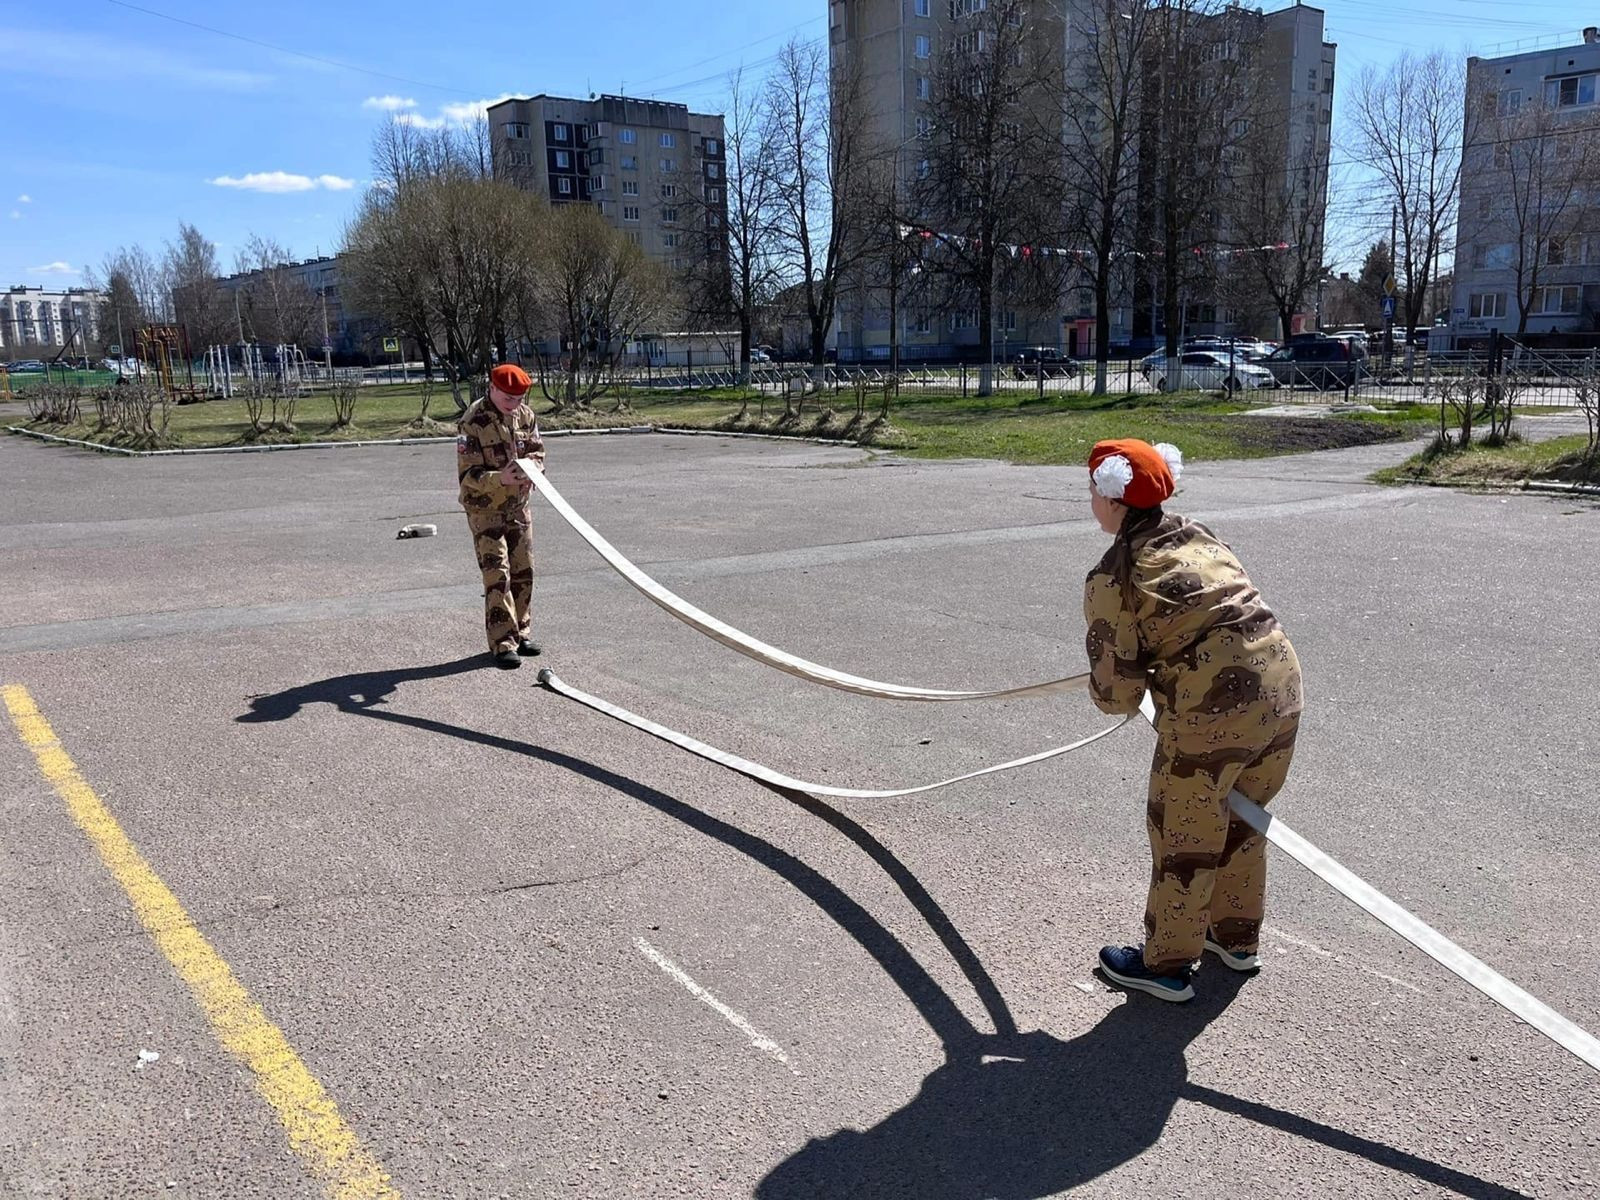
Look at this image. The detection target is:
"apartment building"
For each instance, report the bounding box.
[487,93,728,272]
[829,0,1336,360]
[0,285,102,354]
[1452,29,1600,337]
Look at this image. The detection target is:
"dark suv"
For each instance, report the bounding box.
[1012,347,1080,379]
[1261,337,1367,390]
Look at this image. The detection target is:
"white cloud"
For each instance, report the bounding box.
[363,95,418,111]
[28,262,75,276]
[392,94,517,131]
[16,194,31,204]
[210,171,356,193]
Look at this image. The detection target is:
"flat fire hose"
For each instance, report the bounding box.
[1137,696,1600,1074]
[523,463,1088,702]
[525,464,1600,1075]
[538,668,1133,799]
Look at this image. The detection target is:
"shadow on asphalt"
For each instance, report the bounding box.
[237,661,1529,1200]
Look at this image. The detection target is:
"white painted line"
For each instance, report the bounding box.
[1268,929,1425,995]
[634,937,797,1073]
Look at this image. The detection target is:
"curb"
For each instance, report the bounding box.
[4,422,876,457]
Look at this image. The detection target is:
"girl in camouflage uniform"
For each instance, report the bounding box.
[1083,438,1302,1002]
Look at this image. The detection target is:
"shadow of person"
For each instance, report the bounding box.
[237,655,487,723]
[757,975,1244,1200]
[237,666,1529,1200]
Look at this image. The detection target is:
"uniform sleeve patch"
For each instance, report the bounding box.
[456,436,470,453]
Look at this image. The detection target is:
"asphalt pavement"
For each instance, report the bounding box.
[1,421,1597,1199]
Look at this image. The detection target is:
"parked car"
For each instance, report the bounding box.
[749,348,772,364]
[3,359,46,373]
[1146,350,1274,393]
[1260,337,1367,389]
[1012,346,1080,379]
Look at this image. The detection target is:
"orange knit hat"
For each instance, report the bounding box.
[1087,438,1183,508]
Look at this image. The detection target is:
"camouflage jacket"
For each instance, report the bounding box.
[1083,509,1301,723]
[457,399,546,513]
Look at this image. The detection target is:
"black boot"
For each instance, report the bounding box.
[517,638,543,657]
[493,648,522,670]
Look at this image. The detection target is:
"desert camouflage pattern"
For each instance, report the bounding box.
[1084,508,1303,975]
[457,399,545,650]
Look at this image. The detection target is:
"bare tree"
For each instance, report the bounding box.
[163,223,231,350]
[233,235,320,348]
[524,205,668,410]
[1060,0,1153,393]
[1225,119,1330,341]
[766,38,868,373]
[1140,0,1260,359]
[1349,50,1468,341]
[1464,91,1600,335]
[679,67,781,386]
[914,0,1063,396]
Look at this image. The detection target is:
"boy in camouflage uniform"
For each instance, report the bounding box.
[1083,438,1302,1002]
[457,364,546,669]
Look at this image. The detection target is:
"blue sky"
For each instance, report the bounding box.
[0,0,1585,288]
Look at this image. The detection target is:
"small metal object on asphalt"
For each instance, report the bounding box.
[136,1048,160,1070]
[396,524,437,540]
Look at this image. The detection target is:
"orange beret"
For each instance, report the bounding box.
[1087,438,1182,509]
[490,363,532,398]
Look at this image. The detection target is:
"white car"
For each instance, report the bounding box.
[1146,350,1274,392]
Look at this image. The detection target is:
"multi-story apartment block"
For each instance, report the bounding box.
[0,285,102,354]
[829,0,1336,361]
[1452,29,1600,337]
[488,93,728,274]
[216,256,358,353]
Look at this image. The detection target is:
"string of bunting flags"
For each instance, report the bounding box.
[895,223,1299,262]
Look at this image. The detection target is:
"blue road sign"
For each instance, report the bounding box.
[1381,296,1397,318]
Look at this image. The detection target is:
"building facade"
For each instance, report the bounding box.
[488,93,728,274]
[829,0,1336,361]
[1452,29,1600,338]
[0,285,103,355]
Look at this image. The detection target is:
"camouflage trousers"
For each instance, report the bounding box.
[466,509,534,653]
[1142,712,1300,975]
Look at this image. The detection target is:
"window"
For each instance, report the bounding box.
[663,233,679,248]
[660,132,676,148]
[1307,69,1318,92]
[505,149,533,167]
[503,122,529,139]
[1468,293,1506,320]
[705,186,723,203]
[1547,74,1598,108]
[553,123,569,142]
[627,230,642,246]
[623,205,640,222]
[1494,141,1511,170]
[622,155,638,170]
[913,312,932,334]
[554,150,571,169]
[1546,237,1568,266]
[704,138,720,155]
[1499,89,1523,115]
[1533,285,1581,314]
[661,158,676,171]
[707,162,721,179]
[622,180,639,195]
[592,174,606,191]
[914,0,930,15]
[915,35,931,59]
[1471,243,1514,271]
[663,207,679,222]
[620,128,637,144]
[916,157,930,179]
[1003,310,1017,332]
[660,184,677,198]
[916,116,933,139]
[557,177,573,195]
[916,75,930,101]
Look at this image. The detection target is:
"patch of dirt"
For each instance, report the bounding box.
[1175,413,1415,453]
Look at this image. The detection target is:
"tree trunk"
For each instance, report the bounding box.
[1094,274,1111,396]
[977,272,994,397]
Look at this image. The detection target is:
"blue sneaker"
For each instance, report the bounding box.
[1204,931,1262,973]
[1097,945,1195,1003]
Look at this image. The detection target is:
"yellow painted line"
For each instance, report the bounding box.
[2,684,401,1200]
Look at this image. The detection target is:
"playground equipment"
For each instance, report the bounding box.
[137,325,204,403]
[203,343,315,398]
